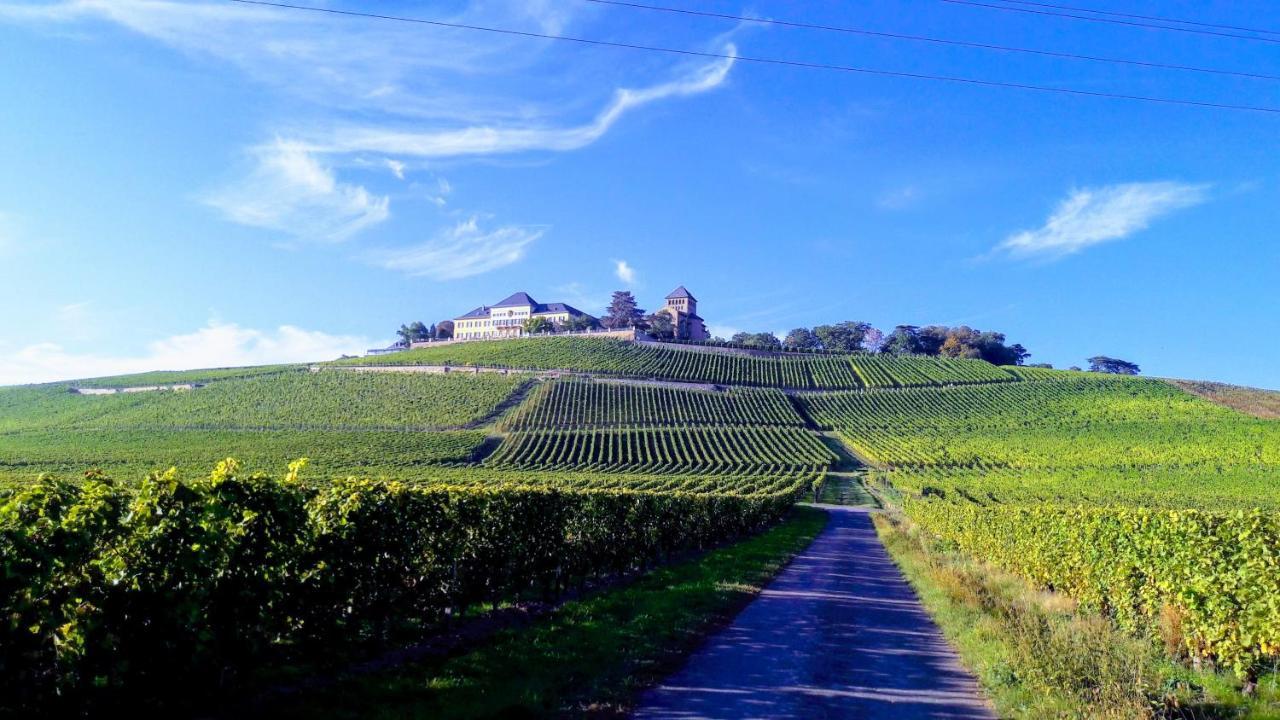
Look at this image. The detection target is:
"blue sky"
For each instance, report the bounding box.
[0,0,1276,387]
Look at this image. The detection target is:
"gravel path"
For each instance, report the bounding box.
[633,506,995,719]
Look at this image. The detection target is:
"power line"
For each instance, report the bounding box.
[987,0,1280,37]
[225,0,1280,114]
[938,0,1280,44]
[584,0,1280,82]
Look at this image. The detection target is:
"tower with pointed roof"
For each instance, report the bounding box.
[656,286,709,341]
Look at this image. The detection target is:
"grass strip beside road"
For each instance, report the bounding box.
[873,512,1280,719]
[274,506,828,719]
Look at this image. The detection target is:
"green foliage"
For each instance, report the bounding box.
[396,321,431,346]
[280,508,828,719]
[486,427,835,474]
[0,462,796,713]
[602,290,645,330]
[783,327,821,350]
[522,316,553,335]
[0,429,489,484]
[334,337,1017,390]
[498,379,805,431]
[63,364,303,389]
[0,371,526,434]
[1089,355,1141,375]
[802,375,1280,470]
[645,311,675,340]
[839,370,1280,686]
[730,331,782,349]
[814,321,873,353]
[904,499,1280,681]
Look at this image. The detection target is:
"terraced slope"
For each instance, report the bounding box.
[498,379,805,430]
[0,371,525,433]
[800,375,1280,471]
[0,372,526,486]
[332,337,1017,389]
[486,426,835,474]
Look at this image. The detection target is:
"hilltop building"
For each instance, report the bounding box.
[654,286,709,341]
[448,286,708,342]
[453,291,595,341]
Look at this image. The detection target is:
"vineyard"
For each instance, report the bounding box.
[821,372,1280,683]
[334,337,1019,389]
[1,460,797,711]
[0,428,489,486]
[5,336,1280,708]
[0,371,526,433]
[486,426,834,474]
[66,363,304,388]
[497,379,805,430]
[799,375,1280,469]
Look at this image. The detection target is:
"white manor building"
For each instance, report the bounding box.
[452,292,594,341]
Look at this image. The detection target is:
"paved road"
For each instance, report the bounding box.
[633,506,995,719]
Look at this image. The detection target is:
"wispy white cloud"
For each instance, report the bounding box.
[368,217,541,280]
[0,0,562,120]
[613,259,637,285]
[2,0,736,272]
[308,50,736,158]
[0,321,370,386]
[204,139,389,242]
[996,181,1208,260]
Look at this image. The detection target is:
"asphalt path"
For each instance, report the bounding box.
[632,505,995,719]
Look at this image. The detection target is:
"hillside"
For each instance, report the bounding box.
[330,336,1015,389]
[1169,378,1280,420]
[3,336,1278,714]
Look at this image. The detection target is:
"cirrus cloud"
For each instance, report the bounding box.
[204,139,390,242]
[996,181,1209,261]
[368,217,542,280]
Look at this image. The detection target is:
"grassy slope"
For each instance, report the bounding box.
[270,507,828,719]
[1169,379,1280,420]
[874,512,1280,718]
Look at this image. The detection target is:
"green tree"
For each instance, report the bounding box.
[435,320,454,340]
[917,326,950,355]
[523,317,553,335]
[882,325,922,355]
[814,321,872,353]
[1088,356,1141,375]
[784,328,820,350]
[645,312,676,340]
[732,331,781,350]
[396,324,413,347]
[561,314,597,332]
[602,291,645,329]
[395,321,430,347]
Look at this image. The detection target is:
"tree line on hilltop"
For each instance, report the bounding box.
[391,290,1140,373]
